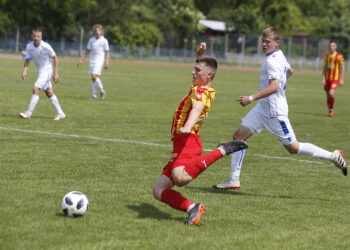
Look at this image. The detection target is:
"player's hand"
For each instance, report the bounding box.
[196,42,207,57]
[236,96,250,107]
[321,79,326,85]
[179,127,191,134]
[339,80,344,86]
[22,71,27,80]
[104,62,109,69]
[53,74,60,83]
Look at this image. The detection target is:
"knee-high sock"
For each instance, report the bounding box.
[229,149,246,180]
[95,77,104,93]
[49,95,64,114]
[27,95,39,115]
[91,81,97,96]
[297,142,332,160]
[327,97,335,110]
[161,189,192,212]
[184,149,223,179]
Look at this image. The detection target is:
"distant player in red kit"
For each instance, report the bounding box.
[322,41,345,117]
[152,43,248,226]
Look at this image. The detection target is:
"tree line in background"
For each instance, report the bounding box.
[1,0,350,54]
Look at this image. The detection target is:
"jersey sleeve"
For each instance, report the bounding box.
[266,58,282,80]
[46,44,56,57]
[87,38,92,50]
[338,54,345,65]
[104,39,110,51]
[190,86,210,105]
[24,44,31,59]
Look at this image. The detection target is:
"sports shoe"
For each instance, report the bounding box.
[328,112,334,117]
[19,111,31,119]
[100,91,106,99]
[91,95,97,100]
[186,203,205,226]
[330,150,347,176]
[213,178,240,190]
[54,113,66,121]
[218,140,248,155]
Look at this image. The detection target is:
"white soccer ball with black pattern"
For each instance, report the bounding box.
[61,191,89,217]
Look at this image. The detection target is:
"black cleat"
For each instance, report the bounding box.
[218,140,248,155]
[186,203,205,226]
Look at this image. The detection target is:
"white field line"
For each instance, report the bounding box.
[0,126,327,165]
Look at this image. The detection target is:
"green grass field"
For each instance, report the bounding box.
[0,57,349,250]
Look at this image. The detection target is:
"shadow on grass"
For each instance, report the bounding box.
[186,186,294,199]
[127,202,183,222]
[187,186,331,201]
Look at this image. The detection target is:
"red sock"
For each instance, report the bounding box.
[184,149,223,179]
[161,189,192,212]
[328,97,335,110]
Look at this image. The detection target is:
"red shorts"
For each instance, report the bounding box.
[162,134,202,180]
[324,80,339,92]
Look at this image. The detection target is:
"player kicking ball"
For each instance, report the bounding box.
[77,24,110,99]
[152,43,248,226]
[213,27,347,191]
[20,28,65,120]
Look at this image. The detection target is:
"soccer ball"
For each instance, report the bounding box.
[61,191,89,217]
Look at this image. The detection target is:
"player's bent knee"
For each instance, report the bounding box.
[152,185,163,201]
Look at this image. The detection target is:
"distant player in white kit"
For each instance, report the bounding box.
[77,24,110,99]
[213,27,348,190]
[20,28,65,120]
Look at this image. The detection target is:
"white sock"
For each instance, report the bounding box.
[229,149,246,180]
[91,81,97,96]
[27,95,39,115]
[49,95,64,114]
[187,203,195,212]
[297,142,332,160]
[95,77,104,93]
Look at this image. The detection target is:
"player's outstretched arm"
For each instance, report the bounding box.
[236,79,279,107]
[52,56,60,83]
[77,50,90,67]
[340,64,345,86]
[22,59,30,80]
[179,102,205,134]
[196,42,207,57]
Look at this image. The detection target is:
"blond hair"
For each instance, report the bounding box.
[262,27,280,41]
[92,24,103,32]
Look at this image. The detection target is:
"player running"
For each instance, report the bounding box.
[20,28,65,120]
[321,41,345,117]
[213,27,348,191]
[77,24,110,99]
[152,43,248,226]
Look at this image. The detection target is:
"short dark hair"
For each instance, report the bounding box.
[329,40,337,45]
[262,27,280,41]
[32,28,43,33]
[196,56,218,80]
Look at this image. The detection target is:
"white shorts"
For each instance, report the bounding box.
[89,61,104,75]
[34,71,52,90]
[242,106,296,145]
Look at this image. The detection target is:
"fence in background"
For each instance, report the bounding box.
[1,36,349,71]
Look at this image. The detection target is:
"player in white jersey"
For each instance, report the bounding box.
[20,29,65,120]
[77,24,110,99]
[213,27,348,190]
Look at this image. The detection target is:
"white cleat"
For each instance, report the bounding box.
[213,178,240,190]
[330,150,347,176]
[100,91,106,99]
[19,112,31,119]
[91,95,97,100]
[54,113,66,121]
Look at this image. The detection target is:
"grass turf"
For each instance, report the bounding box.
[0,57,349,249]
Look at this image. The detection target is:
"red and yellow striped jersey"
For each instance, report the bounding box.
[324,52,345,81]
[171,85,215,139]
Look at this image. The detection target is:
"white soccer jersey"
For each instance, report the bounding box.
[87,36,109,64]
[25,41,56,74]
[258,49,291,117]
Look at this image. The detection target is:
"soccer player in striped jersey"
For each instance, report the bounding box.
[20,28,65,120]
[152,43,248,226]
[213,27,348,191]
[321,41,345,117]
